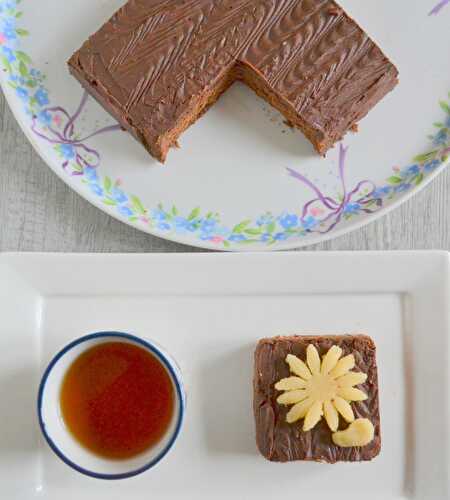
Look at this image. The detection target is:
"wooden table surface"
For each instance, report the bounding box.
[1,90,449,253]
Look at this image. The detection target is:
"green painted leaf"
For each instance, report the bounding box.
[15,28,29,36]
[188,207,200,220]
[16,50,32,64]
[1,55,12,74]
[131,195,146,215]
[433,122,445,128]
[267,221,276,234]
[232,220,251,234]
[129,216,139,222]
[19,61,28,77]
[414,151,438,163]
[440,101,450,114]
[244,228,262,236]
[223,240,231,248]
[103,176,112,193]
[103,199,117,206]
[171,205,178,216]
[15,11,23,18]
[26,79,37,88]
[387,176,402,185]
[414,173,424,186]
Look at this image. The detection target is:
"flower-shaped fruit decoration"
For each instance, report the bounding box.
[275,345,373,443]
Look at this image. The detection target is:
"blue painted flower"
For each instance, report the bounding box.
[404,164,420,176]
[157,222,172,231]
[199,232,213,241]
[1,1,17,13]
[15,86,28,101]
[118,205,133,217]
[274,232,288,241]
[301,216,317,230]
[60,143,76,160]
[174,216,188,227]
[89,183,103,196]
[111,187,128,204]
[394,183,411,193]
[186,223,197,232]
[256,214,273,226]
[37,109,52,125]
[83,166,98,182]
[372,186,392,198]
[2,17,16,30]
[229,234,246,242]
[434,129,448,146]
[424,159,441,172]
[172,216,193,234]
[446,115,450,128]
[1,45,15,62]
[215,225,231,238]
[150,208,167,222]
[343,203,361,215]
[3,26,17,41]
[279,213,298,229]
[34,87,49,106]
[200,219,216,234]
[260,233,272,242]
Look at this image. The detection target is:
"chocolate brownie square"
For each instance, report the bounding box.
[253,335,381,463]
[68,1,398,163]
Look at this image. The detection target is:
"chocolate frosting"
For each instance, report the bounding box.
[69,0,398,161]
[253,335,381,463]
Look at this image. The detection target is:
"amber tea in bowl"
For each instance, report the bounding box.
[38,332,185,479]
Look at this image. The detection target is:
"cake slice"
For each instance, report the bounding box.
[68,0,399,163]
[253,335,381,463]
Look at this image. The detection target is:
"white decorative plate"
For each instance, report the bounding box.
[0,0,449,250]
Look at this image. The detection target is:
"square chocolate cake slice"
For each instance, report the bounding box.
[253,335,381,463]
[68,0,398,163]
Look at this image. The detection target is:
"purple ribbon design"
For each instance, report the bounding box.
[287,144,379,234]
[429,0,450,15]
[31,91,121,174]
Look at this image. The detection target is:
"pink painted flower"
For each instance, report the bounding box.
[0,33,6,45]
[139,216,149,224]
[53,114,62,127]
[211,236,224,244]
[310,207,325,217]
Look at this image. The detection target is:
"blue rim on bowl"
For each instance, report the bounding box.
[37,331,185,480]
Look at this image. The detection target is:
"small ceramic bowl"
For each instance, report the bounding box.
[37,331,185,480]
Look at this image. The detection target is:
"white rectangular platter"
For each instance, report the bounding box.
[0,252,449,500]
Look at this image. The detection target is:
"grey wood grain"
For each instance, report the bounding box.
[1,89,449,253]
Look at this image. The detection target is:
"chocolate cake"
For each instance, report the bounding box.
[68,0,399,163]
[253,335,381,463]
